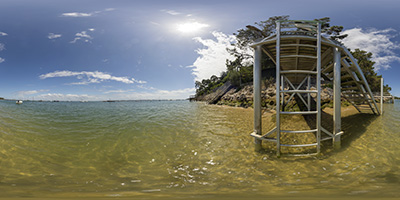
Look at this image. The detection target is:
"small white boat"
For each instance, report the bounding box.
[16,100,23,104]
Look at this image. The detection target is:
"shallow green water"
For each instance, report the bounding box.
[0,100,399,199]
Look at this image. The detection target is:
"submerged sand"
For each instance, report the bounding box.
[211,103,377,155]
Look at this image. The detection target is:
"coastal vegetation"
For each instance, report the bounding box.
[351,49,391,92]
[194,15,392,107]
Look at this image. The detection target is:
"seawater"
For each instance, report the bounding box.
[0,100,399,199]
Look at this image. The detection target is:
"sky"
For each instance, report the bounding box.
[1,0,400,101]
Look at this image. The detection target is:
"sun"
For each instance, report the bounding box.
[177,22,209,33]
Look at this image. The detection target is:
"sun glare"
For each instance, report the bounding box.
[177,22,209,33]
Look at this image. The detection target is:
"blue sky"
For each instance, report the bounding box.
[0,0,400,100]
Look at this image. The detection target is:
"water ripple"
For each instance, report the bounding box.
[0,100,398,198]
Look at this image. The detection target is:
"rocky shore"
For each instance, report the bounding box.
[195,81,340,110]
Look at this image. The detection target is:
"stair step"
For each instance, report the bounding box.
[341,74,353,80]
[342,86,358,91]
[327,68,349,78]
[341,81,356,86]
[322,63,333,73]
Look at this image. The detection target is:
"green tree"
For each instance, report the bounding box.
[210,75,219,83]
[195,81,202,89]
[201,79,211,88]
[225,58,241,86]
[233,16,347,55]
[194,15,391,97]
[234,15,290,49]
[351,49,391,93]
[313,17,348,40]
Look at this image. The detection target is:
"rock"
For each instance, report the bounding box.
[266,87,275,96]
[321,88,333,100]
[200,81,340,110]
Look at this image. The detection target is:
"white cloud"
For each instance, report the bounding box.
[0,43,5,51]
[103,89,134,94]
[132,78,147,84]
[189,31,254,81]
[61,12,93,17]
[0,31,7,36]
[190,32,236,81]
[70,37,81,43]
[61,8,115,18]
[70,30,93,43]
[104,8,115,12]
[88,28,95,32]
[342,27,400,71]
[48,33,62,39]
[76,31,92,39]
[0,57,5,63]
[161,9,181,15]
[16,89,49,97]
[137,85,156,90]
[39,70,146,85]
[69,79,101,85]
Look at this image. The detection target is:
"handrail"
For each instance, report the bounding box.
[341,48,381,115]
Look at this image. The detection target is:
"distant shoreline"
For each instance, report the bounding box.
[0,99,189,103]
